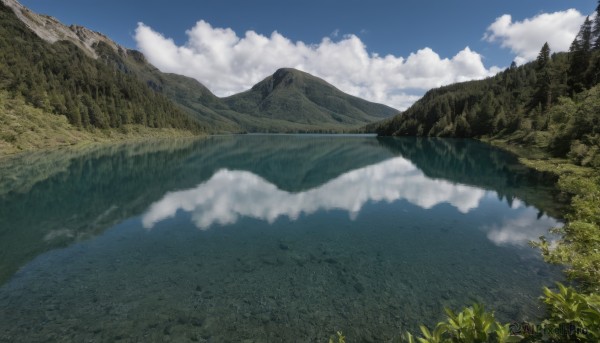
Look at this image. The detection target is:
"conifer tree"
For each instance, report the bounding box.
[534,43,552,112]
[580,16,593,52]
[569,17,593,93]
[594,1,600,50]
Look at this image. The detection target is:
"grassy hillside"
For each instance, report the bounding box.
[0,91,197,155]
[225,68,398,132]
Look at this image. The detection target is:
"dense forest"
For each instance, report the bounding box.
[375,8,600,168]
[0,3,202,133]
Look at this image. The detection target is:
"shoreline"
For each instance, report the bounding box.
[477,136,599,293]
[0,126,205,158]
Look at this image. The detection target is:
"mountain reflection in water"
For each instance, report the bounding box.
[0,135,565,342]
[142,157,486,230]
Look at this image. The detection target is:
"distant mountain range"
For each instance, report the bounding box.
[0,0,398,140]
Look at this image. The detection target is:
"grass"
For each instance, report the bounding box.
[0,91,201,156]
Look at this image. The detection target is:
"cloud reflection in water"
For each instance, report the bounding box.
[486,211,561,247]
[142,157,486,230]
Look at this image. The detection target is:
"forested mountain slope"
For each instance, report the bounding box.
[94,43,244,133]
[0,1,203,134]
[374,16,600,168]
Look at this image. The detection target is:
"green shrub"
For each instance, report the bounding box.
[539,283,600,342]
[403,304,522,343]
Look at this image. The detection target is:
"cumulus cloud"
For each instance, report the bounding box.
[135,21,501,110]
[484,9,586,65]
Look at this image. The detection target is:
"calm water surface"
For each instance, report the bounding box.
[0,135,563,342]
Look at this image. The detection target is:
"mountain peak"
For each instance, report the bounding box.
[273,67,318,81]
[227,68,398,130]
[271,68,302,89]
[273,67,303,76]
[1,0,120,58]
[255,68,328,94]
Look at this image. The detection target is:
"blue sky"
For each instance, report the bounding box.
[20,0,598,109]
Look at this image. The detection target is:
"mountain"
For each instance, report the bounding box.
[1,0,118,59]
[96,52,398,132]
[93,43,245,133]
[0,0,203,137]
[225,68,398,132]
[99,53,399,132]
[97,49,399,132]
[1,0,245,134]
[0,0,399,152]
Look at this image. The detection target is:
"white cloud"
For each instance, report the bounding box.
[484,9,586,65]
[142,157,485,230]
[135,21,501,110]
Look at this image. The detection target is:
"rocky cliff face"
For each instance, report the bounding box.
[1,0,120,58]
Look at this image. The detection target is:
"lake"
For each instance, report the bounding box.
[0,135,563,342]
